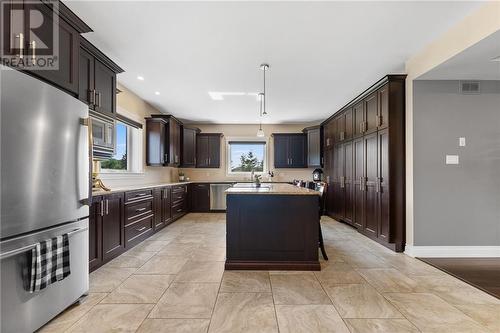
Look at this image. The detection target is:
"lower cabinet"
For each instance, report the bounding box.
[89,197,103,271]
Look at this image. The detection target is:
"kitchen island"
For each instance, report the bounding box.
[225,183,321,271]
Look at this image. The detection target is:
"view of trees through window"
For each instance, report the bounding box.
[229,142,265,172]
[101,122,127,170]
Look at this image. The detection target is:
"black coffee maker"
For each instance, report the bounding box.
[312,168,323,182]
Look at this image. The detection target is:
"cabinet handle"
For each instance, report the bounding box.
[105,199,109,215]
[177,208,182,212]
[164,190,168,199]
[164,154,168,162]
[15,33,24,58]
[136,193,147,197]
[359,177,364,191]
[185,186,188,193]
[340,176,345,188]
[135,207,146,212]
[340,131,345,141]
[30,40,36,62]
[377,115,382,127]
[100,200,104,216]
[99,92,102,107]
[88,90,95,105]
[136,226,147,232]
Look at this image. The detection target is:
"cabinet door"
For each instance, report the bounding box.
[289,135,307,168]
[352,137,364,229]
[343,141,354,225]
[191,184,210,212]
[161,187,172,227]
[94,60,116,115]
[324,148,335,217]
[102,193,125,261]
[353,101,365,138]
[78,47,95,106]
[182,127,197,167]
[331,118,339,145]
[1,0,24,58]
[208,135,221,168]
[196,135,209,168]
[306,128,321,167]
[364,92,378,134]
[363,133,378,237]
[378,84,389,129]
[332,145,344,219]
[336,115,345,142]
[344,108,354,140]
[378,129,390,240]
[273,135,289,168]
[24,3,79,94]
[169,120,181,165]
[323,120,334,149]
[146,119,167,166]
[89,197,102,271]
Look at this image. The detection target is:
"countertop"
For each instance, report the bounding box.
[225,183,319,196]
[91,180,292,196]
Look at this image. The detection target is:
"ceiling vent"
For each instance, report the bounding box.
[460,81,480,94]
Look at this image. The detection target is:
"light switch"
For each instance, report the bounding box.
[446,155,459,165]
[459,137,466,147]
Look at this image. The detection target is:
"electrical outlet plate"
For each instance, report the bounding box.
[446,155,459,165]
[459,137,466,147]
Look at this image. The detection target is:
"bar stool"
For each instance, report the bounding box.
[315,182,328,260]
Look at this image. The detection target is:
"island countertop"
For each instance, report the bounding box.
[226,183,319,195]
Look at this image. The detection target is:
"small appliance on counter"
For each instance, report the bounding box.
[312,168,323,182]
[92,160,110,192]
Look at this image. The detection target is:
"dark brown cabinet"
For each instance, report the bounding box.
[1,1,91,95]
[89,197,103,271]
[78,37,123,115]
[146,115,183,166]
[322,75,406,252]
[153,187,171,232]
[273,133,307,168]
[190,183,210,212]
[181,126,200,168]
[303,126,321,168]
[196,134,221,168]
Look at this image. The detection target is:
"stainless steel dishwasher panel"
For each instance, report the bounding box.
[210,184,233,210]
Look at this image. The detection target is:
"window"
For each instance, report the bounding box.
[227,140,267,174]
[101,119,143,173]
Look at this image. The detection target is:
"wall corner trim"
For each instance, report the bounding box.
[405,246,500,258]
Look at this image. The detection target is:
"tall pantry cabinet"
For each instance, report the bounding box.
[322,75,406,252]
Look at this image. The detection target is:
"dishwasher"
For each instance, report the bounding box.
[210,183,233,210]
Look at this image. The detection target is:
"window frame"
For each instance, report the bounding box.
[226,137,268,176]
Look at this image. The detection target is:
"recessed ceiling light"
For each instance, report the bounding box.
[155,91,160,95]
[491,55,500,62]
[208,91,258,101]
[137,76,144,81]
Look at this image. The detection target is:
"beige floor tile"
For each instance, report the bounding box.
[340,252,388,268]
[149,282,219,318]
[384,255,444,276]
[345,319,419,333]
[156,242,201,257]
[39,293,107,333]
[174,260,224,283]
[315,262,366,284]
[220,271,271,292]
[209,292,278,333]
[101,275,175,304]
[132,240,171,252]
[384,292,489,332]
[323,283,403,318]
[89,267,137,292]
[136,319,210,333]
[67,304,154,333]
[271,273,331,305]
[105,251,156,268]
[275,304,350,333]
[136,256,188,275]
[190,246,226,261]
[356,268,418,292]
[175,234,206,244]
[455,304,500,332]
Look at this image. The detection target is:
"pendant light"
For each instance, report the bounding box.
[256,64,269,137]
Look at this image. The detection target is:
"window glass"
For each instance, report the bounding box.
[228,142,266,173]
[101,122,127,170]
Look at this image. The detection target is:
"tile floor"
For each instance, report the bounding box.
[39,213,500,333]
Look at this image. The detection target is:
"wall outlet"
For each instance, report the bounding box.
[445,155,459,165]
[459,137,466,147]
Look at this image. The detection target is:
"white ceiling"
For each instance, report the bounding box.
[418,30,500,80]
[65,1,484,124]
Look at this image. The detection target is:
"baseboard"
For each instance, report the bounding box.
[405,245,500,258]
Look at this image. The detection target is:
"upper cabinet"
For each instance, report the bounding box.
[181,126,200,168]
[1,0,92,95]
[78,37,124,115]
[196,134,221,168]
[303,126,321,168]
[273,133,307,168]
[145,115,183,167]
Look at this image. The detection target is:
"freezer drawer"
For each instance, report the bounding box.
[210,184,233,210]
[0,219,89,333]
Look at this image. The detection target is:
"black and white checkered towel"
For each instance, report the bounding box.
[29,234,71,293]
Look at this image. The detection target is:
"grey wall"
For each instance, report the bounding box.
[413,80,500,246]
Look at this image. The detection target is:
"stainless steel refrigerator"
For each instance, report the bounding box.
[0,65,90,333]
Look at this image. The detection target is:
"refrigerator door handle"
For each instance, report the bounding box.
[0,227,88,260]
[78,117,91,205]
